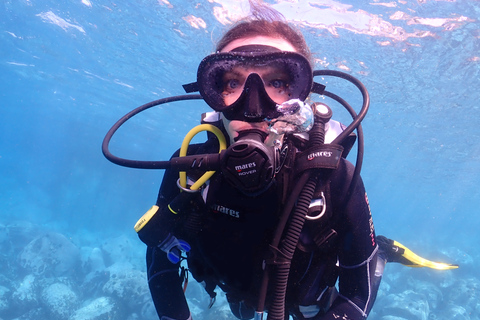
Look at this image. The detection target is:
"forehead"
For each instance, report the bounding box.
[220,36,297,53]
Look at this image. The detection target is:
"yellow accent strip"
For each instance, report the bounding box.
[179,124,227,191]
[168,204,179,215]
[134,205,159,233]
[393,240,459,270]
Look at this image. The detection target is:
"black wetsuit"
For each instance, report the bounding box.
[146,134,380,320]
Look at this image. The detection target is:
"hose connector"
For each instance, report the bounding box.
[309,102,332,146]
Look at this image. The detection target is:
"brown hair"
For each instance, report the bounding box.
[215,2,312,63]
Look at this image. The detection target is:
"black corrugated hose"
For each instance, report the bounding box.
[267,177,317,319]
[265,109,329,320]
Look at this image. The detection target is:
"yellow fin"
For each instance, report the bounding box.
[393,240,459,270]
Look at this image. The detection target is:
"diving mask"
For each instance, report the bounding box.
[188,45,313,122]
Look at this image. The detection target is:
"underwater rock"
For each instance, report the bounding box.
[6,221,42,239]
[140,301,158,319]
[86,247,106,273]
[376,277,391,302]
[438,271,457,289]
[101,235,134,266]
[20,232,80,277]
[79,246,109,298]
[41,282,78,319]
[406,277,443,309]
[11,274,39,310]
[69,296,118,320]
[445,277,480,316]
[440,247,473,266]
[80,246,107,275]
[0,285,10,312]
[10,307,48,319]
[102,262,150,310]
[431,304,470,320]
[379,290,429,320]
[5,221,44,251]
[81,269,110,298]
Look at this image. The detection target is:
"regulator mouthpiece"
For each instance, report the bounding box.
[267,99,314,135]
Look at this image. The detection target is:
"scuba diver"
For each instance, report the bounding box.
[102,4,458,320]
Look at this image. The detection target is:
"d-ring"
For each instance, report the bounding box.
[176,178,200,193]
[305,192,326,220]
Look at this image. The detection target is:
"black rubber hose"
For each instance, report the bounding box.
[322,90,364,204]
[313,70,369,145]
[256,171,311,316]
[102,94,203,169]
[267,177,317,319]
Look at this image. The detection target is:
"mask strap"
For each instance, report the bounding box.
[183,82,199,93]
[311,82,326,95]
[230,44,281,53]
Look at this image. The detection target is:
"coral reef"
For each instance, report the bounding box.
[0,221,477,320]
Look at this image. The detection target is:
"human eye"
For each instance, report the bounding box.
[266,76,291,95]
[269,79,288,90]
[264,72,292,103]
[264,69,290,90]
[222,72,244,94]
[225,78,240,91]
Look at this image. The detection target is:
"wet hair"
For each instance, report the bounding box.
[215,1,312,63]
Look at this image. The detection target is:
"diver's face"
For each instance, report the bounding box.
[220,36,298,145]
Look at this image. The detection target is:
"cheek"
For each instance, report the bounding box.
[221,117,239,142]
[227,127,239,140]
[223,93,239,106]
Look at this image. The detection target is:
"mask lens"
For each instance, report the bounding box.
[220,66,247,106]
[258,63,293,104]
[197,52,312,112]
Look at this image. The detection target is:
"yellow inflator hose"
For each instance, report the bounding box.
[178,124,227,191]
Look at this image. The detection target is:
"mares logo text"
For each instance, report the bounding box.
[307,151,333,161]
[235,162,256,171]
[211,204,240,218]
[235,162,257,176]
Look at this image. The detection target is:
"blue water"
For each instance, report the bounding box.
[1,0,479,319]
